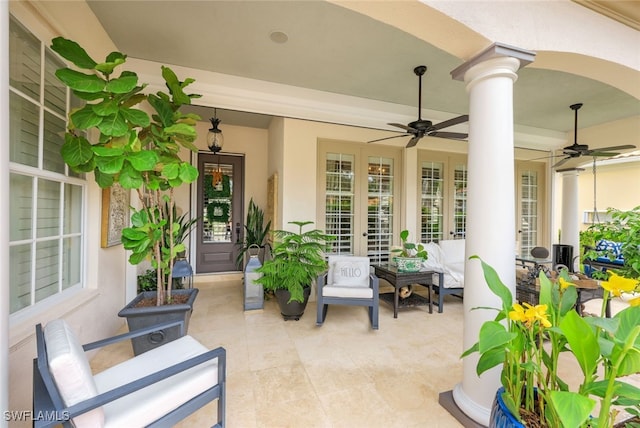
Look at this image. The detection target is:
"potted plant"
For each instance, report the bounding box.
[51,37,201,354]
[582,206,640,281]
[254,221,334,320]
[392,229,428,272]
[236,198,271,268]
[462,256,640,428]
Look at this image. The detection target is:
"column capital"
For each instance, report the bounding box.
[451,42,536,82]
[556,167,586,174]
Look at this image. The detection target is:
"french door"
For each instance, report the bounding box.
[195,153,244,273]
[516,161,546,257]
[418,152,468,242]
[319,141,402,263]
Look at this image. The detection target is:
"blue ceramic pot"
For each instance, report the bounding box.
[489,387,525,428]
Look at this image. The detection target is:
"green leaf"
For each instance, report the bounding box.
[120,108,150,127]
[70,106,103,130]
[91,99,119,116]
[95,155,124,175]
[61,134,93,167]
[560,310,600,377]
[473,256,513,312]
[94,169,114,188]
[50,37,97,69]
[161,66,191,105]
[164,123,197,139]
[91,146,124,157]
[97,112,128,137]
[127,150,158,171]
[55,68,105,93]
[94,52,127,75]
[476,347,505,375]
[548,391,595,428]
[179,163,199,183]
[118,162,144,189]
[147,93,174,127]
[478,321,513,353]
[130,209,149,228]
[162,163,180,180]
[105,74,138,93]
[72,91,107,101]
[122,227,147,241]
[615,305,640,345]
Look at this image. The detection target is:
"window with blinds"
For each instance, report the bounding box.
[9,16,85,314]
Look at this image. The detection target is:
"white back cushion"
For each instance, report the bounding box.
[328,256,370,287]
[438,239,466,265]
[44,319,105,427]
[421,242,444,272]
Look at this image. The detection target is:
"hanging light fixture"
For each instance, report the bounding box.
[207,109,224,154]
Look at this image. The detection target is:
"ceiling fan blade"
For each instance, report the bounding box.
[594,144,636,152]
[430,114,469,131]
[389,123,416,132]
[367,134,407,144]
[429,131,468,140]
[406,136,422,148]
[588,151,620,157]
[552,157,570,168]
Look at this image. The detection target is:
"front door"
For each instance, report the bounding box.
[196,153,244,273]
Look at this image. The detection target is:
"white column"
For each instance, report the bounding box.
[450,44,535,426]
[559,168,582,270]
[1,1,11,424]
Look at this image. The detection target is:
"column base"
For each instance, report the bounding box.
[439,389,485,427]
[452,382,491,426]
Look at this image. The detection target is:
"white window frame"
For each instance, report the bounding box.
[8,15,87,319]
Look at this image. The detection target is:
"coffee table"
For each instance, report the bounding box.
[372,264,444,318]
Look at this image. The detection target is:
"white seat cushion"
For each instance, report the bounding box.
[322,285,373,299]
[94,335,219,428]
[44,319,105,427]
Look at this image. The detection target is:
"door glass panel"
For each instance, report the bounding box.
[420,161,444,242]
[202,161,233,243]
[452,163,467,239]
[520,170,538,256]
[325,153,354,254]
[367,156,394,264]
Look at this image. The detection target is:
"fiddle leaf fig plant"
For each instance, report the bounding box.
[51,37,201,305]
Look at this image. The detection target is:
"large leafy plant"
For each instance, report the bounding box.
[236,198,271,268]
[254,221,334,303]
[463,257,640,427]
[51,37,200,305]
[582,206,640,280]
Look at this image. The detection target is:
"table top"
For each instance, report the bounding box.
[516,257,553,265]
[372,264,437,277]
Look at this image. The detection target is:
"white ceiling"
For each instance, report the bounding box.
[85,0,640,159]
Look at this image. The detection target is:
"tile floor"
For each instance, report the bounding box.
[90,277,467,427]
[89,277,639,428]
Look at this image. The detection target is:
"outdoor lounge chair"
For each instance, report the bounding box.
[33,319,226,427]
[316,256,380,329]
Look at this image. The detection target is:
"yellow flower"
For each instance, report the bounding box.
[509,302,551,328]
[628,296,640,307]
[601,272,639,297]
[559,277,574,290]
[509,303,526,322]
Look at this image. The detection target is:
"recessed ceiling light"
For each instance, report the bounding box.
[269,31,289,44]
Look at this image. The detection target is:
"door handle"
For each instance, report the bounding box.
[362,232,368,237]
[235,222,241,243]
